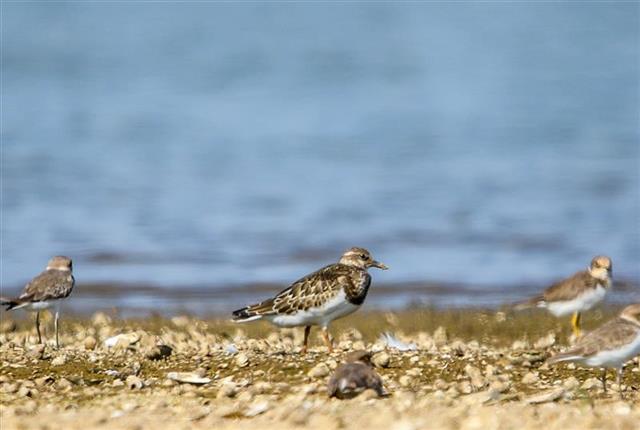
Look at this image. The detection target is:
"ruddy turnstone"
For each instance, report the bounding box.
[327,350,385,399]
[515,255,612,337]
[232,247,388,353]
[546,303,640,392]
[1,256,75,347]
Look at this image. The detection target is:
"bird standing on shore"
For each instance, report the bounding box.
[515,256,612,338]
[327,350,386,399]
[232,247,388,353]
[1,256,75,348]
[546,303,640,393]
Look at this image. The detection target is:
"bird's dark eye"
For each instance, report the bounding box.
[360,254,368,259]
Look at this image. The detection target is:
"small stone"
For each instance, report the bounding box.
[2,383,18,394]
[27,345,46,360]
[84,336,97,350]
[525,387,565,404]
[34,376,54,387]
[399,375,412,387]
[244,400,269,417]
[372,352,391,368]
[145,345,172,360]
[112,379,125,387]
[126,375,143,390]
[433,327,448,347]
[521,372,539,385]
[51,355,67,366]
[465,364,485,389]
[170,316,190,327]
[17,386,34,397]
[458,380,473,394]
[57,378,73,390]
[217,381,237,399]
[581,378,601,390]
[235,353,250,368]
[563,376,580,390]
[533,332,556,349]
[92,312,112,326]
[511,340,528,350]
[308,363,330,378]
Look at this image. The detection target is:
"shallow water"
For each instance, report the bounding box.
[3,3,639,312]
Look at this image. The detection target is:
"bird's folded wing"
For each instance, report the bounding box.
[20,271,74,302]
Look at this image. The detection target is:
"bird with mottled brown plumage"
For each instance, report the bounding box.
[515,256,612,338]
[547,303,640,393]
[232,247,388,353]
[1,256,75,348]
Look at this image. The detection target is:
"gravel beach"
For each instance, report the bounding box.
[1,308,638,430]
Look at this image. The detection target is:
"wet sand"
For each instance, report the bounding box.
[1,308,639,430]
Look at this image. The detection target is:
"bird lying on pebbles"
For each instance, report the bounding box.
[327,350,386,399]
[515,256,612,338]
[232,247,388,353]
[546,303,640,392]
[1,256,75,348]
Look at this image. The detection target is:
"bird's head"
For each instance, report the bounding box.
[46,256,73,272]
[339,247,388,271]
[589,255,612,280]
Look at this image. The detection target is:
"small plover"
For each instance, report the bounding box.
[327,350,385,399]
[232,247,388,353]
[546,303,640,392]
[516,256,612,337]
[1,256,75,347]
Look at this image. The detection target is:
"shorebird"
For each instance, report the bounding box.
[1,256,75,347]
[327,350,385,399]
[546,303,640,392]
[232,247,388,353]
[515,256,612,337]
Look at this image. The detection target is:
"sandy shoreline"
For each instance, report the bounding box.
[1,308,639,429]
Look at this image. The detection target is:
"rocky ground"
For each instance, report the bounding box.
[1,308,639,430]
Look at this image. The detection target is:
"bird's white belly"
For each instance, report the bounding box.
[546,286,607,317]
[583,332,640,368]
[269,291,359,328]
[14,301,51,311]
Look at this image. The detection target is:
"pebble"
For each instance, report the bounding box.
[525,387,565,404]
[235,352,250,368]
[465,364,485,389]
[308,363,330,378]
[217,381,237,399]
[433,327,448,347]
[51,355,67,366]
[83,336,97,350]
[145,345,172,360]
[521,372,539,385]
[125,375,144,390]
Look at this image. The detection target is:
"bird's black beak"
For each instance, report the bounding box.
[371,260,388,270]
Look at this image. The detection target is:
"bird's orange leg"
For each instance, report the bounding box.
[321,327,333,353]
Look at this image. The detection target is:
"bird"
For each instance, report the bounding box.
[232,247,388,353]
[546,303,640,393]
[515,255,612,338]
[327,350,385,399]
[1,256,75,348]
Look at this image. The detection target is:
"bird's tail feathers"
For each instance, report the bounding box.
[231,300,274,322]
[546,352,581,365]
[0,297,24,311]
[513,295,546,311]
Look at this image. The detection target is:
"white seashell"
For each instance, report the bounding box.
[166,372,211,385]
[379,332,417,351]
[104,333,140,348]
